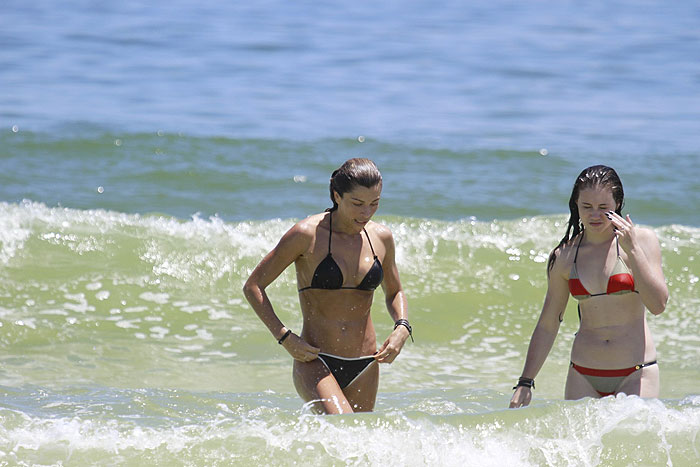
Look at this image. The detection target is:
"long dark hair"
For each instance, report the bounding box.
[327,158,382,211]
[547,165,625,273]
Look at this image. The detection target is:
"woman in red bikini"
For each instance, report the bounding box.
[510,165,668,408]
[244,158,411,414]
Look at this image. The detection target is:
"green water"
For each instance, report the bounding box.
[1,202,698,465]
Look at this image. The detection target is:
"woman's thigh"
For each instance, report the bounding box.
[293,358,353,414]
[618,364,659,397]
[343,362,379,412]
[565,365,601,400]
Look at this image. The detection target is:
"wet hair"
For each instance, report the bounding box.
[547,165,625,273]
[327,158,382,211]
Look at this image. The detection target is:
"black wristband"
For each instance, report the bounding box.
[278,329,292,344]
[394,319,414,343]
[513,377,535,390]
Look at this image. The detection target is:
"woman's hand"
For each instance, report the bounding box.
[607,211,639,253]
[509,386,532,408]
[375,326,409,363]
[281,332,320,362]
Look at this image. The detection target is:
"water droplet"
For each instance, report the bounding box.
[358,135,365,143]
[11,125,19,133]
[114,139,122,146]
[97,186,104,194]
[539,148,548,156]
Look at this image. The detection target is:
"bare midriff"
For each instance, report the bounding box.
[298,288,377,357]
[571,294,657,368]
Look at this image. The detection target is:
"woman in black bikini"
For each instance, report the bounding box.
[244,158,412,414]
[510,165,668,408]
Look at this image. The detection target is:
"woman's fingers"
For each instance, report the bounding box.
[607,211,623,226]
[283,333,320,361]
[376,328,410,363]
[375,342,400,363]
[607,211,633,227]
[607,211,635,237]
[509,387,532,408]
[299,340,319,361]
[607,212,639,253]
[376,353,395,364]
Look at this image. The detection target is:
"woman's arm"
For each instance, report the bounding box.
[609,214,668,315]
[374,227,410,364]
[242,223,320,361]
[509,253,571,408]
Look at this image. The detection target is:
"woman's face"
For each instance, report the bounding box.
[334,184,381,229]
[576,186,618,232]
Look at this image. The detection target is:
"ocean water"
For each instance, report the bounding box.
[1,1,699,466]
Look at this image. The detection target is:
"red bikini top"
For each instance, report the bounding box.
[568,235,636,300]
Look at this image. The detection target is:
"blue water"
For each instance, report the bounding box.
[3,1,700,153]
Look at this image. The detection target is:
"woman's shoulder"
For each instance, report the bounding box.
[294,212,327,231]
[635,225,662,249]
[635,225,659,240]
[556,234,581,257]
[282,213,327,246]
[549,235,579,273]
[366,219,394,242]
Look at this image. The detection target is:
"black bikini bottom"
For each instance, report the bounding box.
[317,353,376,389]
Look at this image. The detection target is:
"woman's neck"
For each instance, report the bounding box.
[330,210,363,236]
[583,226,615,245]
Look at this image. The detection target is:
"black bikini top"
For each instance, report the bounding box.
[298,211,384,292]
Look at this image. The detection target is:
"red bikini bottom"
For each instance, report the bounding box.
[570,361,657,396]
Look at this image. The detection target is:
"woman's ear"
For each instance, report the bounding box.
[333,190,342,206]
